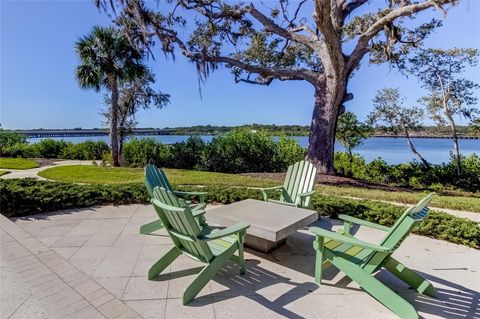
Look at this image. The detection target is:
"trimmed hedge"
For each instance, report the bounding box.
[1,179,478,248]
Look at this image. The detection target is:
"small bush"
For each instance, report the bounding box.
[0,130,27,155]
[62,141,109,160]
[168,136,206,169]
[334,152,368,179]
[3,143,40,158]
[34,139,69,158]
[203,129,277,173]
[122,138,171,167]
[334,152,480,192]
[273,136,306,171]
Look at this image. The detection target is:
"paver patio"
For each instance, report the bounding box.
[1,204,478,319]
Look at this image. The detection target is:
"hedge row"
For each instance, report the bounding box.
[1,179,478,248]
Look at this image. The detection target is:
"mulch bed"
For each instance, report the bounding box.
[34,158,57,167]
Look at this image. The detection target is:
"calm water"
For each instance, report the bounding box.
[27,135,479,165]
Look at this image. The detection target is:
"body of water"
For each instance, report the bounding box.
[27,135,479,165]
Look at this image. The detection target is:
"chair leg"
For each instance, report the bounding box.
[148,247,180,280]
[330,253,419,319]
[140,219,164,235]
[384,257,436,298]
[313,237,324,284]
[237,234,246,275]
[183,245,236,305]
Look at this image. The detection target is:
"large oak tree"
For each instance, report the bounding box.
[97,0,458,173]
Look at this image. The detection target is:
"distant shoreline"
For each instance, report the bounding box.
[18,130,479,140]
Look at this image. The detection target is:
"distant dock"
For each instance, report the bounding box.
[18,129,171,138]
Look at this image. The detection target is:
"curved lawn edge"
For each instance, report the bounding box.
[0,170,10,176]
[0,158,39,170]
[37,165,278,187]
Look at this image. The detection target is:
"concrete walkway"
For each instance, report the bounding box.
[2,204,478,319]
[0,160,94,180]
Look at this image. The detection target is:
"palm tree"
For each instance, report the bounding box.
[75,26,147,166]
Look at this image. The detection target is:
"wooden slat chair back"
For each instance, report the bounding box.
[281,160,317,206]
[361,193,434,274]
[145,163,174,198]
[141,164,207,235]
[261,160,317,208]
[152,187,213,262]
[380,194,432,250]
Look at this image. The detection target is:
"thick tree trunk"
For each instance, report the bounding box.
[108,75,121,167]
[404,130,430,168]
[307,85,344,175]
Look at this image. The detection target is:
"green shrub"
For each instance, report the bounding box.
[122,138,171,167]
[273,136,306,170]
[334,152,480,192]
[168,136,206,169]
[0,179,148,217]
[34,139,69,158]
[0,130,27,155]
[334,152,368,179]
[1,179,478,248]
[62,141,109,160]
[3,143,40,158]
[202,129,278,173]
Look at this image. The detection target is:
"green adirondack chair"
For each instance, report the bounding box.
[149,186,250,305]
[260,160,317,208]
[310,193,436,319]
[140,164,208,235]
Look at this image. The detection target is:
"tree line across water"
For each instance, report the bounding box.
[11,124,478,137]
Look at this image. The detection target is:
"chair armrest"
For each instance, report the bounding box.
[259,186,283,201]
[203,222,250,241]
[338,214,391,232]
[298,190,316,198]
[298,190,316,207]
[192,209,206,217]
[174,191,207,203]
[309,227,391,252]
[259,185,284,191]
[191,203,207,211]
[151,199,185,212]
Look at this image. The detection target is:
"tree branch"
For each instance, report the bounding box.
[246,3,317,50]
[347,0,455,73]
[343,0,369,18]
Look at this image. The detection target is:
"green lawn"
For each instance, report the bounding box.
[38,165,278,187]
[38,165,479,213]
[0,170,10,176]
[0,158,39,169]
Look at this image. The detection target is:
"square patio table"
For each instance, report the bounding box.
[205,199,318,253]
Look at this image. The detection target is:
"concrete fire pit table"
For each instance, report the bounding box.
[205,199,318,253]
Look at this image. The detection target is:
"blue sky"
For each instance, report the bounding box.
[1,0,479,130]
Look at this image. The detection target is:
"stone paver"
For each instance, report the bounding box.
[2,204,479,319]
[0,214,140,319]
